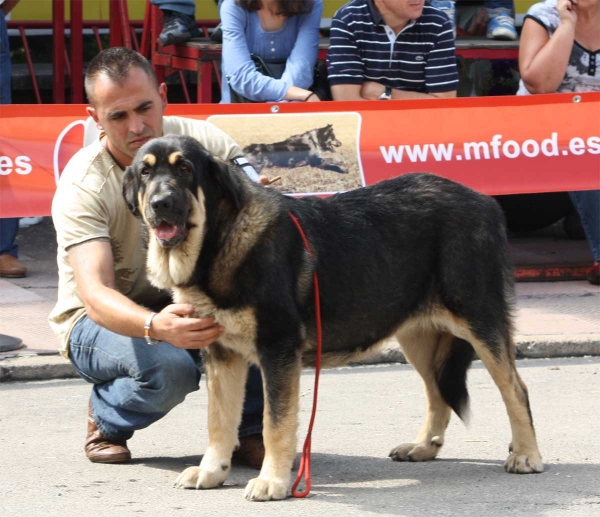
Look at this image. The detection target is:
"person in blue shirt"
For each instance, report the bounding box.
[220,0,324,103]
[0,0,27,279]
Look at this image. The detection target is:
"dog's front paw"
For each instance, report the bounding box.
[504,452,544,474]
[389,440,441,462]
[244,476,288,501]
[174,465,229,489]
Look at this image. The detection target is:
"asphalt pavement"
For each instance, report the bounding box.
[1,218,599,516]
[1,357,599,516]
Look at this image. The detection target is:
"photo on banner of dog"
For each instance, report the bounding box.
[208,113,363,195]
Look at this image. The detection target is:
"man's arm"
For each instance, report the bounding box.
[360,81,457,100]
[68,239,223,349]
[327,9,366,101]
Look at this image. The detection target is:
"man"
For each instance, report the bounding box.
[0,0,27,279]
[327,0,459,101]
[49,47,265,467]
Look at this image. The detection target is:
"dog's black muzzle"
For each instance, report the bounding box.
[145,183,190,248]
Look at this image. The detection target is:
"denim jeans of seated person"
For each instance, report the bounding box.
[69,315,263,441]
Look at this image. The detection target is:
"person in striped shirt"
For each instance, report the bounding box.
[327,0,459,100]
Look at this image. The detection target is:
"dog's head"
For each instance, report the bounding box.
[123,135,244,249]
[317,124,342,151]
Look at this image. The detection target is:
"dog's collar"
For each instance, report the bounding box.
[232,156,260,182]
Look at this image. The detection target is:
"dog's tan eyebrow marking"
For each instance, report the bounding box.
[168,151,183,165]
[142,154,156,166]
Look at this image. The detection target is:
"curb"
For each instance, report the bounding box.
[1,334,599,383]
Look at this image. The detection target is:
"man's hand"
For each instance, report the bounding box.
[150,304,224,349]
[361,81,386,100]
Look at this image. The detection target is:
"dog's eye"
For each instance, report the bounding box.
[141,167,150,176]
[179,163,190,174]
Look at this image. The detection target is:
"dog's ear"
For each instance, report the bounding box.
[207,156,245,211]
[122,165,140,217]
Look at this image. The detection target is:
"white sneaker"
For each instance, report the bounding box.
[19,217,44,228]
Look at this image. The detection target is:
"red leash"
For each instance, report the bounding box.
[288,212,322,499]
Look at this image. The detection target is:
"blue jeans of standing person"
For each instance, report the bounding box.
[0,10,20,257]
[484,0,514,10]
[69,316,263,441]
[569,190,600,263]
[150,0,196,16]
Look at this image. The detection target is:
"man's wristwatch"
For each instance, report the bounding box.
[378,86,392,100]
[144,312,160,345]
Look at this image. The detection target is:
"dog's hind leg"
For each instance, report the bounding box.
[466,332,544,474]
[390,328,464,462]
[174,345,248,489]
[245,356,302,501]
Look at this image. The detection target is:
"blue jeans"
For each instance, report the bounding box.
[69,316,263,441]
[484,0,514,11]
[150,0,196,16]
[0,10,20,254]
[569,190,600,263]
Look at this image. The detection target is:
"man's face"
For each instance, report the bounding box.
[376,0,425,20]
[86,67,168,167]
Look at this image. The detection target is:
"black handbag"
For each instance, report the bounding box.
[229,54,331,103]
[229,54,286,103]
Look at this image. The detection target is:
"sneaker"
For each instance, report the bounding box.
[158,10,202,47]
[19,216,44,228]
[486,7,517,41]
[431,0,456,38]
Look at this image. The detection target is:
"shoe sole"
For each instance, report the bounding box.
[87,453,132,464]
[487,29,517,41]
[0,273,26,278]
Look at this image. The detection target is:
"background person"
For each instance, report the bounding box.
[220,0,323,103]
[151,0,201,46]
[432,0,518,40]
[0,0,26,279]
[517,0,599,285]
[327,0,458,101]
[50,47,266,467]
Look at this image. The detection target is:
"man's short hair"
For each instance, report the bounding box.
[85,47,159,104]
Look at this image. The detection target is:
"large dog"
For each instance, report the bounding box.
[123,135,544,502]
[242,123,345,173]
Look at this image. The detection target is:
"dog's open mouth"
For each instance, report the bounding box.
[152,221,188,247]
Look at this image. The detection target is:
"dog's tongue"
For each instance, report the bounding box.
[154,222,178,240]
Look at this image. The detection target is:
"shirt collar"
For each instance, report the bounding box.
[368,0,418,32]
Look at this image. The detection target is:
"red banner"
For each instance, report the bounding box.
[1,93,599,218]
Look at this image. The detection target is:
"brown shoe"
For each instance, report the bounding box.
[85,403,131,464]
[0,254,26,278]
[232,433,265,470]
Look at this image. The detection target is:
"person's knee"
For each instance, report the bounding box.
[138,348,200,412]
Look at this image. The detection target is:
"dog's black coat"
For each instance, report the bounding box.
[123,135,515,420]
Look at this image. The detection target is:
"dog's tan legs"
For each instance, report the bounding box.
[390,329,453,462]
[469,337,544,474]
[244,359,301,501]
[174,347,248,489]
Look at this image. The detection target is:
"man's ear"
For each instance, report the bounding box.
[86,106,102,130]
[122,165,140,217]
[159,83,168,112]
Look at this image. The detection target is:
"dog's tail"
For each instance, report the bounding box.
[434,336,475,423]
